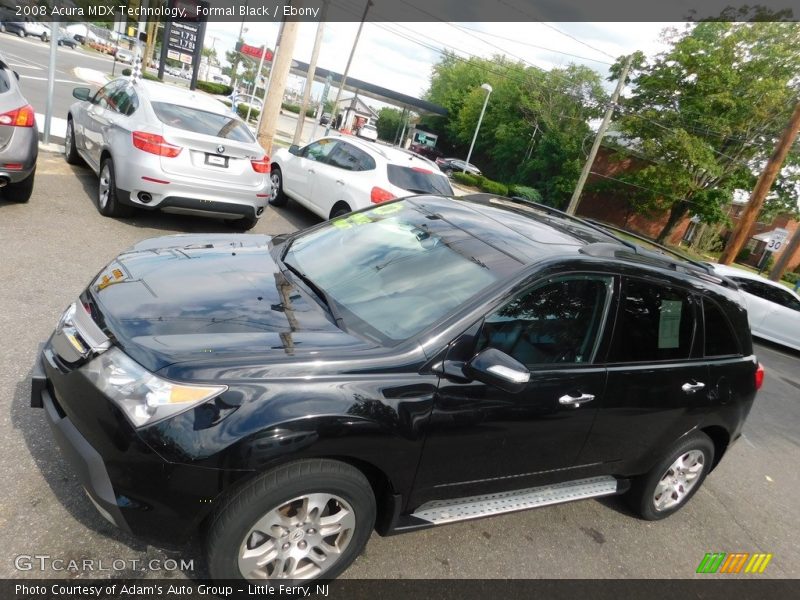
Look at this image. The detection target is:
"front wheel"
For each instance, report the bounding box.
[64,118,81,165]
[206,459,375,582]
[16,29,24,38]
[628,432,714,521]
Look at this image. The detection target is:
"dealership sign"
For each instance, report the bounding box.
[236,41,274,62]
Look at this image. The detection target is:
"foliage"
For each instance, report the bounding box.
[509,185,542,203]
[281,103,316,118]
[196,81,233,96]
[477,177,508,196]
[452,172,479,187]
[609,22,800,242]
[423,52,607,208]
[121,68,159,81]
[237,104,259,122]
[376,107,403,142]
[736,247,752,262]
[783,272,799,285]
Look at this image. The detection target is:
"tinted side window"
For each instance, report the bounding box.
[93,81,123,110]
[326,143,375,171]
[703,299,740,357]
[608,278,697,363]
[302,139,338,162]
[480,275,613,366]
[110,86,138,116]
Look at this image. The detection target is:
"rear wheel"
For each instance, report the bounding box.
[16,29,24,38]
[4,168,35,203]
[329,202,351,219]
[64,118,81,165]
[627,432,714,521]
[97,158,133,218]
[40,33,47,42]
[206,459,375,582]
[268,167,288,207]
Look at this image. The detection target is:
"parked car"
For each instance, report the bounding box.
[711,263,800,351]
[355,123,378,141]
[58,31,80,49]
[114,48,134,64]
[319,111,331,125]
[436,157,482,177]
[270,136,453,220]
[65,78,271,230]
[32,194,762,583]
[3,18,49,41]
[0,53,38,203]
[409,142,444,161]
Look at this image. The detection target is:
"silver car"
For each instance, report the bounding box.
[0,53,37,203]
[65,78,271,230]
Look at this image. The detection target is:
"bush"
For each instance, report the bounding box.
[735,247,752,262]
[509,185,541,203]
[783,271,799,285]
[451,172,479,187]
[237,104,260,122]
[120,68,160,81]
[477,177,508,196]
[281,102,300,114]
[196,81,233,96]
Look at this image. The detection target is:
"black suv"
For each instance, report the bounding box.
[32,194,762,582]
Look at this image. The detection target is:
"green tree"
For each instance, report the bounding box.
[610,22,800,242]
[376,107,402,142]
[423,53,606,208]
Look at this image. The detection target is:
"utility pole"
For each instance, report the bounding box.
[257,15,300,155]
[325,0,373,135]
[565,54,633,216]
[293,0,328,145]
[770,226,800,281]
[719,101,800,265]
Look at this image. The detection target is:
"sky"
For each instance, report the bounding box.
[204,21,681,105]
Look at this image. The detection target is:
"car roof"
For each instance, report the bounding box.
[712,263,800,298]
[134,79,230,115]
[319,135,442,169]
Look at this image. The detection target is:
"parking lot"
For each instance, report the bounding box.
[1,150,799,580]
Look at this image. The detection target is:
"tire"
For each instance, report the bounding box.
[627,432,714,521]
[17,29,24,38]
[64,118,81,165]
[40,34,47,42]
[330,203,351,219]
[444,168,453,177]
[97,158,133,218]
[268,167,288,207]
[206,459,375,582]
[227,214,259,231]
[4,168,35,203]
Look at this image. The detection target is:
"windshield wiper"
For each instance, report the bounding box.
[281,259,345,328]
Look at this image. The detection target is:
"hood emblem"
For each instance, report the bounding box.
[217,145,225,154]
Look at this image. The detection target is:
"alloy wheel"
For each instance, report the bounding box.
[652,450,705,512]
[238,493,356,581]
[65,122,72,156]
[98,164,111,209]
[270,172,281,201]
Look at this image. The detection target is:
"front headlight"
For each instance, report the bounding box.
[81,347,227,428]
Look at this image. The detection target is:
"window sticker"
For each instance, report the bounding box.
[658,300,683,349]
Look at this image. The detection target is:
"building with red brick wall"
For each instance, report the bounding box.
[574,146,800,272]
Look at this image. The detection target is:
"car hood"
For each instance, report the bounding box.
[88,234,371,373]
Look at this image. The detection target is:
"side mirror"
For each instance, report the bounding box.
[465,347,530,394]
[72,87,92,101]
[288,145,301,156]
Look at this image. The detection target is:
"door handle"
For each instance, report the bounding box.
[336,179,344,185]
[558,392,595,408]
[308,168,315,174]
[681,381,706,394]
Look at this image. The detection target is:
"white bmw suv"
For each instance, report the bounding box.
[269,135,453,220]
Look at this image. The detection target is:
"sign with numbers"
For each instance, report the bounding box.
[766,228,789,253]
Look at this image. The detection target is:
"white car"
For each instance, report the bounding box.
[269,136,453,220]
[712,263,800,351]
[356,123,378,141]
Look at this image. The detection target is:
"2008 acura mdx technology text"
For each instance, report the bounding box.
[32,194,762,582]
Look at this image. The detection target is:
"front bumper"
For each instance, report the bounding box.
[31,344,244,544]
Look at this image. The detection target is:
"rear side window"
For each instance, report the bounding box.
[703,299,740,357]
[734,277,800,311]
[151,102,254,142]
[0,70,11,94]
[327,143,375,171]
[608,278,697,362]
[387,164,452,196]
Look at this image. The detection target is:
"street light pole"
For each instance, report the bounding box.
[464,83,492,173]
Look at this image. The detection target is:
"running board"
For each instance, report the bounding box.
[411,476,619,525]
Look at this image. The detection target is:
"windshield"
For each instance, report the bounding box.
[151,102,255,142]
[387,164,452,195]
[282,200,506,343]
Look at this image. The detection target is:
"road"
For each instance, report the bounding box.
[0,33,322,146]
[0,151,798,581]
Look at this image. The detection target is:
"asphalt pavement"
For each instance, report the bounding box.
[0,150,798,580]
[0,33,322,147]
